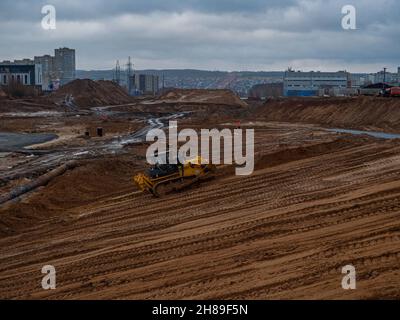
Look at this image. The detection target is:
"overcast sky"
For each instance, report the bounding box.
[0,0,399,72]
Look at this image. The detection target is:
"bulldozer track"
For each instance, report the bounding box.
[1,125,400,299]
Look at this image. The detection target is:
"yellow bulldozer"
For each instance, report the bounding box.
[133,156,216,197]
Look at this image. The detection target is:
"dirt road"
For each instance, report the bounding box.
[0,111,185,191]
[0,123,399,299]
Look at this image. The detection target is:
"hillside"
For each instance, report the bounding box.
[159,88,248,107]
[258,96,400,132]
[51,79,134,108]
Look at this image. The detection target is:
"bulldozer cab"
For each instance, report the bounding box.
[146,150,183,179]
[147,163,180,179]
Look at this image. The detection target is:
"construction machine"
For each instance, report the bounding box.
[133,156,216,197]
[384,87,400,97]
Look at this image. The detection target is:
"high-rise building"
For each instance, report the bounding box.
[34,47,76,90]
[131,73,159,95]
[34,55,55,90]
[54,48,76,86]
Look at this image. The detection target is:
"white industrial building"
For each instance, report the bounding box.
[284,70,349,97]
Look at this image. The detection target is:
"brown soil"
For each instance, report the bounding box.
[0,97,57,113]
[0,79,136,113]
[51,79,135,108]
[1,94,400,300]
[159,88,248,107]
[0,157,140,233]
[257,96,400,132]
[0,123,399,299]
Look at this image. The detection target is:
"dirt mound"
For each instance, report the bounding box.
[257,96,400,132]
[51,79,134,108]
[159,89,247,107]
[0,157,139,234]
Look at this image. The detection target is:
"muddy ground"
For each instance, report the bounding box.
[0,96,399,299]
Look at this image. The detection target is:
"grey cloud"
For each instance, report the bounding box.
[0,0,399,72]
[0,0,297,21]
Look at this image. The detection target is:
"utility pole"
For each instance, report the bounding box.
[126,56,133,94]
[383,67,387,93]
[114,60,121,85]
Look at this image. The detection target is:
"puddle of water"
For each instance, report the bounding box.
[1,111,62,118]
[328,128,400,140]
[0,132,58,151]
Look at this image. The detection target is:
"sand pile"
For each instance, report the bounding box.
[258,96,400,132]
[51,79,134,108]
[159,89,247,107]
[0,158,139,234]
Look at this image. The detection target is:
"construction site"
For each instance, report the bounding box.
[0,79,400,299]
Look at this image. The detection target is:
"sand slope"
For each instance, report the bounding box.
[159,89,248,107]
[259,97,400,132]
[0,125,399,299]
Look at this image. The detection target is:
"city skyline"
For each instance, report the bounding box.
[0,0,399,72]
[2,54,398,75]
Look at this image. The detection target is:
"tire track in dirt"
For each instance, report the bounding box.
[1,126,400,299]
